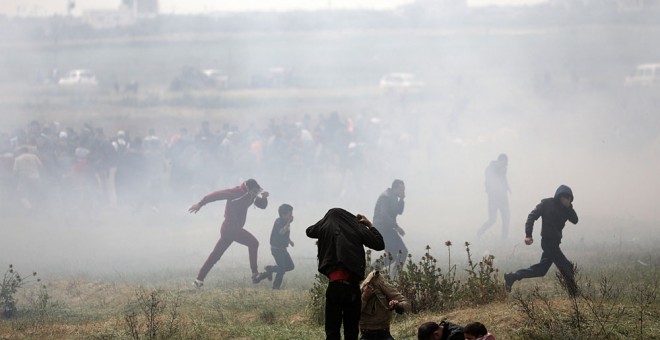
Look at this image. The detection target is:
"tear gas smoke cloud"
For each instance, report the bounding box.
[1,5,660,278]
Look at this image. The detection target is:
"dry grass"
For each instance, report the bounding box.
[0,274,538,339]
[0,275,530,339]
[2,213,658,339]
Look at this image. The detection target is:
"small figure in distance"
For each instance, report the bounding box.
[477,154,510,241]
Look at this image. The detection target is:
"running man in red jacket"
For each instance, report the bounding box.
[189,178,269,288]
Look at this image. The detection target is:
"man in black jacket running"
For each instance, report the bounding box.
[504,185,579,296]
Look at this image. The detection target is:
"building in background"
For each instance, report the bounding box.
[83,0,158,29]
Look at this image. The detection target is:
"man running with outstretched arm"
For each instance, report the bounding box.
[189,178,269,288]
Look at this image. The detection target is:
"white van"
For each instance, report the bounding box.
[58,69,98,86]
[379,73,424,90]
[624,63,660,87]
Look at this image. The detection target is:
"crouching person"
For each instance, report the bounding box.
[360,270,409,340]
[417,320,464,340]
[463,322,495,340]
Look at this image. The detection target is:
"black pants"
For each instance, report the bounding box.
[512,241,575,288]
[380,228,408,264]
[325,281,361,340]
[360,330,394,340]
[265,247,295,289]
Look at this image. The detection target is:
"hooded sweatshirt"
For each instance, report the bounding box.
[306,208,384,282]
[525,185,579,244]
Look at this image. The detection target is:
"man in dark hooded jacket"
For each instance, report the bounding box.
[504,185,579,296]
[307,208,385,340]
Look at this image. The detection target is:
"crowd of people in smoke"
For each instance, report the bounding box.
[4,109,580,340]
[0,112,413,216]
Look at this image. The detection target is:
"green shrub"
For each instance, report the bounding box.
[308,241,506,318]
[459,242,506,306]
[307,273,328,325]
[392,245,457,313]
[1,264,40,319]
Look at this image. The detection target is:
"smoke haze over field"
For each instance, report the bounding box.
[1,5,660,279]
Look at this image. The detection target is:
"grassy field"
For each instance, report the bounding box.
[0,279,521,339]
[1,252,658,339]
[2,210,659,339]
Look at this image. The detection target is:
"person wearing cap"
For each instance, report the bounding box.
[189,178,269,288]
[504,184,579,296]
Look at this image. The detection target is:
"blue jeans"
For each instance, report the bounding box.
[265,247,295,289]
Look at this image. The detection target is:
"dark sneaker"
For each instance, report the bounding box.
[504,273,515,293]
[253,271,272,283]
[193,279,204,289]
[263,267,275,282]
[263,271,273,282]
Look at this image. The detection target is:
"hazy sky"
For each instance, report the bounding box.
[2,0,547,16]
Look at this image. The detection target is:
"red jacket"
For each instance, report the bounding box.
[199,182,268,231]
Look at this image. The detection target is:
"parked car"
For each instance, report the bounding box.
[202,69,229,88]
[170,67,228,91]
[379,72,425,92]
[379,72,424,90]
[58,69,98,86]
[625,63,660,87]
